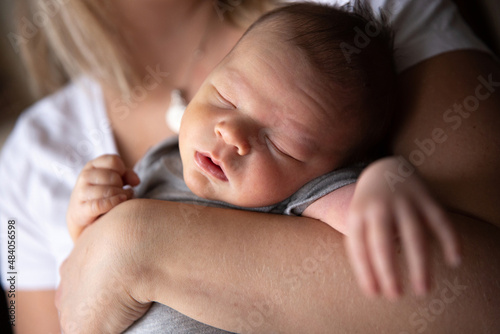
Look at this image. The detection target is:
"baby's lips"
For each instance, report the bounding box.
[195,151,228,181]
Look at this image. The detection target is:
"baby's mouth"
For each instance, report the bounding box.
[194,152,228,181]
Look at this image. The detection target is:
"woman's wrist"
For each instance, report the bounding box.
[97,199,166,304]
[56,199,154,333]
[109,199,210,306]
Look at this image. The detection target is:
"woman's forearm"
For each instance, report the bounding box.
[128,198,352,332]
[123,199,500,333]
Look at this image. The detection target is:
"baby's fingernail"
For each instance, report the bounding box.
[387,290,400,302]
[451,254,462,267]
[415,280,429,297]
[383,281,401,301]
[393,285,403,300]
[118,194,127,201]
[364,286,378,299]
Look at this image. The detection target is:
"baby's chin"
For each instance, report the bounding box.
[185,175,220,201]
[185,179,256,208]
[185,171,287,208]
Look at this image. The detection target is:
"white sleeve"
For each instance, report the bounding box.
[0,112,62,289]
[0,78,116,290]
[305,0,493,72]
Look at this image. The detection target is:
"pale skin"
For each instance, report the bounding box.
[57,51,500,334]
[67,159,460,300]
[12,1,500,334]
[67,28,460,303]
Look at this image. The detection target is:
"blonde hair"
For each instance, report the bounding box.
[17,0,276,99]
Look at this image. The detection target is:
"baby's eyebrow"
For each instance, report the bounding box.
[219,67,252,100]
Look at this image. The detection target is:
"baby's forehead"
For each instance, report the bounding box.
[232,30,319,85]
[225,25,344,123]
[219,36,349,165]
[236,21,297,56]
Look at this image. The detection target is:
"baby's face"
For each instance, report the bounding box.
[179,31,344,207]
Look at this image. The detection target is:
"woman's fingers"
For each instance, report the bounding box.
[395,198,429,297]
[346,213,379,297]
[366,204,401,300]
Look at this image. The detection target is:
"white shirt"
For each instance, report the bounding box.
[0,78,117,288]
[0,0,492,290]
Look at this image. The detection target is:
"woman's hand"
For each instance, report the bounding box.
[56,202,151,333]
[346,157,462,300]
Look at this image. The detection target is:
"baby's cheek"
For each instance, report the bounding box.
[237,173,288,207]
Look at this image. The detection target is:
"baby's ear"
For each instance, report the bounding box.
[124,169,141,187]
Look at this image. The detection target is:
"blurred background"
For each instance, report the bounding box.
[0,1,34,149]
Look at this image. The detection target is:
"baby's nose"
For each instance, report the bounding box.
[214,120,251,156]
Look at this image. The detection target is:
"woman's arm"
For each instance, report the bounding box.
[57,50,500,333]
[57,197,500,333]
[392,50,500,226]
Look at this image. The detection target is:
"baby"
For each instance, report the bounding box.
[67,2,460,300]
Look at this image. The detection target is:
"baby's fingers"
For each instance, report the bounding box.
[366,205,401,300]
[123,169,140,187]
[420,197,462,267]
[395,198,429,297]
[85,154,127,175]
[82,185,134,202]
[80,168,125,187]
[84,194,128,219]
[346,213,379,297]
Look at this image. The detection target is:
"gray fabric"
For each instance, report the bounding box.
[133,137,364,215]
[126,303,231,334]
[124,137,363,333]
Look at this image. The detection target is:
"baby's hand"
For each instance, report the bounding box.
[67,154,140,241]
[345,157,461,300]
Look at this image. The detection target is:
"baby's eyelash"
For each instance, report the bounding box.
[213,86,236,109]
[265,136,289,158]
[265,136,303,163]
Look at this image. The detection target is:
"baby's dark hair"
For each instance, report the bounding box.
[246,1,397,165]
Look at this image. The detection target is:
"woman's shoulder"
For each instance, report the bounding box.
[308,0,493,72]
[382,0,492,71]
